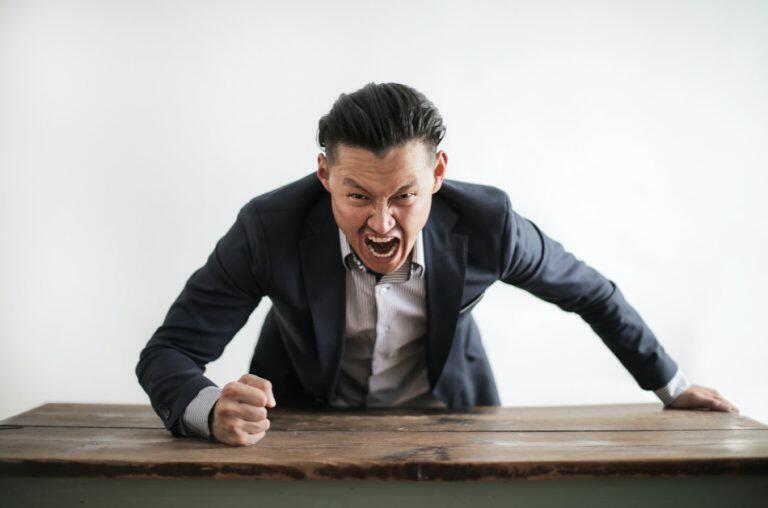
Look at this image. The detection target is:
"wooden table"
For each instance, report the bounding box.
[1,403,766,507]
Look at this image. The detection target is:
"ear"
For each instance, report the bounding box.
[431,150,448,193]
[316,152,332,193]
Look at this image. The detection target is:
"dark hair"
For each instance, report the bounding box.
[317,82,446,165]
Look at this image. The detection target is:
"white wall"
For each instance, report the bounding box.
[1,0,766,424]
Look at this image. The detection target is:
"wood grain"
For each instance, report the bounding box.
[1,403,766,480]
[2,402,764,431]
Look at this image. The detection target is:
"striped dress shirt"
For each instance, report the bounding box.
[328,228,445,408]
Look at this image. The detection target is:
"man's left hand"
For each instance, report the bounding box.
[667,385,739,413]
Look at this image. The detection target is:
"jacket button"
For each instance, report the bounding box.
[160,405,170,419]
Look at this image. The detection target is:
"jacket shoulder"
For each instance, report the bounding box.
[240,172,325,216]
[435,179,514,282]
[436,179,510,226]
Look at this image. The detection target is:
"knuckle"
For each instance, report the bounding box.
[252,391,267,407]
[240,374,265,387]
[246,406,263,421]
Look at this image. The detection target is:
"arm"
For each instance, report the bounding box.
[498,195,737,412]
[135,206,270,437]
[499,195,678,392]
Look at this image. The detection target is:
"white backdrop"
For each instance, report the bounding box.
[1,0,766,425]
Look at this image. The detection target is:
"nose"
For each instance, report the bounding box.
[367,204,396,234]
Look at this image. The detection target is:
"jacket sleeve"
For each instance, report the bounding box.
[499,194,678,391]
[135,206,268,437]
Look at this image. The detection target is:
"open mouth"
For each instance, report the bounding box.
[364,235,400,258]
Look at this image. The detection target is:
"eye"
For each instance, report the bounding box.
[348,193,368,200]
[397,193,416,200]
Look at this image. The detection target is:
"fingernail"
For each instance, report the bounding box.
[270,393,277,407]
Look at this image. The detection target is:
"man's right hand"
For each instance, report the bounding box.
[210,374,276,446]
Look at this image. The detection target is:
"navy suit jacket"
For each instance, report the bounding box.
[136,173,679,437]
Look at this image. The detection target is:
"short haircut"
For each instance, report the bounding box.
[317,82,446,165]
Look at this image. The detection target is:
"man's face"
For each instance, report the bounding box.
[317,139,447,274]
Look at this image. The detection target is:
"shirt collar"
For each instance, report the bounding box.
[338,227,425,279]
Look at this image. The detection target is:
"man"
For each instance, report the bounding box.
[136,82,738,447]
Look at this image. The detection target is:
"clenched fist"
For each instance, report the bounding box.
[210,374,276,446]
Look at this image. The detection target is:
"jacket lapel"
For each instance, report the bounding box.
[298,192,347,400]
[423,197,467,388]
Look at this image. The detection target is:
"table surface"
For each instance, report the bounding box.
[1,403,767,480]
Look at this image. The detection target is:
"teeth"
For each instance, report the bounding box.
[367,236,396,243]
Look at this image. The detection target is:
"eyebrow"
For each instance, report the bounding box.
[342,177,417,196]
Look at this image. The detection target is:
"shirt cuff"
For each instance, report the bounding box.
[653,369,691,406]
[181,385,222,439]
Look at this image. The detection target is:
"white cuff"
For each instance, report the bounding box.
[653,369,691,406]
[181,385,222,439]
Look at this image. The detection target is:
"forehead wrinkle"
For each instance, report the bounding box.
[341,177,370,193]
[393,178,417,194]
[334,143,427,177]
[341,175,418,197]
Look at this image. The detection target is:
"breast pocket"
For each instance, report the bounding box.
[458,291,485,315]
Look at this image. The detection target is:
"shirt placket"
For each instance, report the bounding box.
[370,280,394,378]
